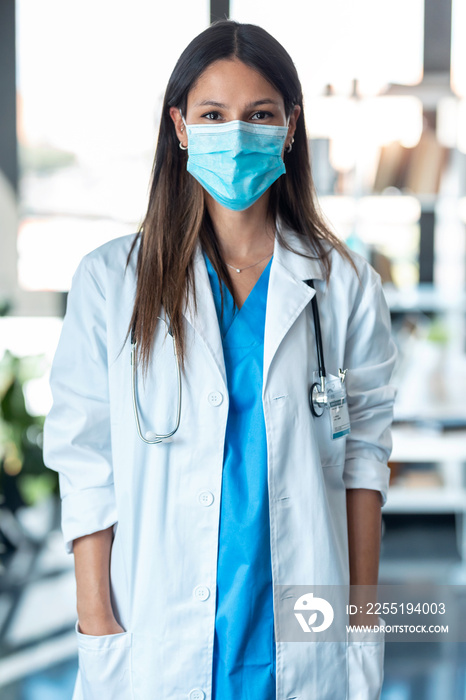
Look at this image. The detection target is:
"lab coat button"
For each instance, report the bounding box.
[188,690,206,700]
[198,491,214,507]
[207,391,223,406]
[193,585,210,601]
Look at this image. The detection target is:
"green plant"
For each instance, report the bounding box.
[0,350,58,507]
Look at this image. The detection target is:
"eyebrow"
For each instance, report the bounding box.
[193,99,280,109]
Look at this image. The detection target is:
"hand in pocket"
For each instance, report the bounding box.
[74,618,133,700]
[77,618,125,636]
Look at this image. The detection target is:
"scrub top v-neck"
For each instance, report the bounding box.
[202,249,276,700]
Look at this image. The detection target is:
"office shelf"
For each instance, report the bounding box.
[385,486,466,514]
[385,425,466,569]
[390,426,466,463]
[384,283,466,313]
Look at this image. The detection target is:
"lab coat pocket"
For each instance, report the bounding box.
[312,412,347,468]
[347,617,385,700]
[75,619,133,700]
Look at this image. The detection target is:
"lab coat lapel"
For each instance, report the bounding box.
[263,217,326,390]
[182,217,327,393]
[183,240,228,389]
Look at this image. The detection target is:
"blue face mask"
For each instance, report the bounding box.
[179,109,290,211]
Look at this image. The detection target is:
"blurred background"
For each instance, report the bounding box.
[1,0,466,698]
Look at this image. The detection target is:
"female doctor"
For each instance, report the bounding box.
[43,18,397,700]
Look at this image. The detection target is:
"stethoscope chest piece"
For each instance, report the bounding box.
[310,380,327,417]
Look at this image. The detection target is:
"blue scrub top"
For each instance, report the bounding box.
[202,249,276,700]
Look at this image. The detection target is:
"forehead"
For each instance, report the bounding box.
[188,58,283,107]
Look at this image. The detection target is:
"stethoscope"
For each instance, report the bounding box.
[130,280,344,443]
[305,279,348,417]
[130,319,182,444]
[305,279,328,417]
[304,280,348,418]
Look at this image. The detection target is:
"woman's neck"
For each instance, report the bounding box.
[206,194,276,263]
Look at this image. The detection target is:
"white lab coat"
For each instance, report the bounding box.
[43,215,397,700]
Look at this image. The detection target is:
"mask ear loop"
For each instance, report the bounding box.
[179,107,187,127]
[285,112,294,153]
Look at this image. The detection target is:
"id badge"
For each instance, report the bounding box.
[312,370,351,440]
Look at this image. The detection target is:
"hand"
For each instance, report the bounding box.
[77,616,126,636]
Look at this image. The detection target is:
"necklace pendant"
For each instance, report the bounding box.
[235,268,241,273]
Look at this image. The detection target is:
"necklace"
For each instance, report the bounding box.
[225,250,274,274]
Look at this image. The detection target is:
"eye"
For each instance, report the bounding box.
[200,110,275,122]
[201,111,222,121]
[250,111,274,120]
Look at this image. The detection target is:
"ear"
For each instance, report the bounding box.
[286,104,301,146]
[169,107,187,148]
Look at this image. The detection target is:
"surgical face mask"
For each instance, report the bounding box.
[179,108,290,211]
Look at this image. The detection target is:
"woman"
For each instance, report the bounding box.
[43,18,397,700]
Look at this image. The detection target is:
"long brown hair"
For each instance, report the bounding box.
[125,19,360,377]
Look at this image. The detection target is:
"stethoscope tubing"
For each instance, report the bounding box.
[305,280,327,417]
[131,316,182,443]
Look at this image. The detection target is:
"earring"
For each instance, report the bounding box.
[285,137,295,153]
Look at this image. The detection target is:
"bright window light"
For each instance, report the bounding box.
[451,0,466,97]
[231,0,424,101]
[16,0,210,292]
